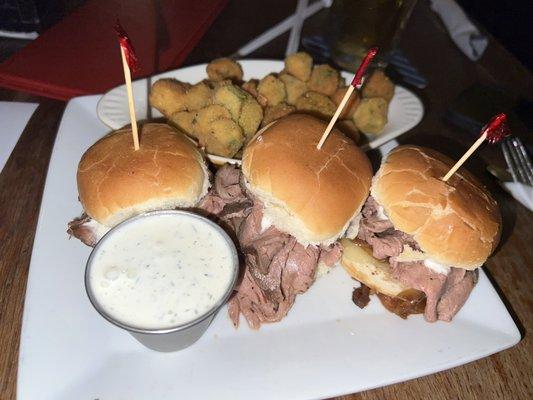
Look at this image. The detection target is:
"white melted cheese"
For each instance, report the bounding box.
[423,258,451,275]
[344,213,362,239]
[261,214,273,233]
[89,214,234,329]
[376,205,389,221]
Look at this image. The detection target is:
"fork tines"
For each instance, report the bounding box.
[501,137,533,186]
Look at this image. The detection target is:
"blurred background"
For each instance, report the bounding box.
[0,0,531,70]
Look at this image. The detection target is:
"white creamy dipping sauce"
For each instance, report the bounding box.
[89,213,235,330]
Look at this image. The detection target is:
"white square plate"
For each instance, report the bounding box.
[18,95,519,400]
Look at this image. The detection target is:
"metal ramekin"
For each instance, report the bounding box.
[85,210,239,352]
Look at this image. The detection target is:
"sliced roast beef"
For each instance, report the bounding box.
[197,164,251,232]
[244,228,292,296]
[282,239,320,294]
[390,260,477,322]
[214,164,243,199]
[230,204,336,328]
[437,268,478,321]
[391,261,447,322]
[227,269,296,329]
[67,214,100,247]
[237,202,264,246]
[357,196,477,322]
[205,164,341,329]
[357,196,416,260]
[352,284,371,308]
[318,242,342,268]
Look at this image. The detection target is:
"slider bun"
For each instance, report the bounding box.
[242,114,372,246]
[372,145,501,269]
[77,123,210,227]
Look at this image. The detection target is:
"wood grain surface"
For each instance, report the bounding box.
[0,1,531,399]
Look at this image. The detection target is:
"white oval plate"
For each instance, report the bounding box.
[97,60,424,161]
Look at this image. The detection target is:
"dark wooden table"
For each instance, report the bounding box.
[1,1,531,399]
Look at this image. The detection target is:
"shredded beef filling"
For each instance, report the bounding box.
[67,214,99,247]
[356,196,478,322]
[200,165,341,329]
[352,284,371,309]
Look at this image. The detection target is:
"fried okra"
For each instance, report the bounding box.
[206,58,243,82]
[242,79,269,107]
[202,118,244,158]
[169,111,196,137]
[332,86,360,119]
[191,104,244,157]
[362,70,395,102]
[193,104,232,137]
[242,79,259,98]
[257,74,286,106]
[284,52,313,81]
[149,79,191,117]
[352,97,389,135]
[213,84,249,120]
[308,64,340,96]
[295,91,336,119]
[279,73,307,105]
[239,99,263,139]
[184,81,212,111]
[262,103,296,127]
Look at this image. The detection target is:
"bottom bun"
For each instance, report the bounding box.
[340,238,407,297]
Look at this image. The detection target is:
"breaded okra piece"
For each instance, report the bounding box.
[284,52,313,81]
[295,91,337,119]
[362,70,395,102]
[149,79,190,117]
[352,97,389,135]
[206,58,244,82]
[307,64,340,96]
[257,74,286,106]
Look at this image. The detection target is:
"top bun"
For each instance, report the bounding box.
[372,145,501,269]
[77,123,210,227]
[242,114,372,246]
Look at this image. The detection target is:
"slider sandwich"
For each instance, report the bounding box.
[68,123,210,246]
[341,145,501,322]
[200,114,373,328]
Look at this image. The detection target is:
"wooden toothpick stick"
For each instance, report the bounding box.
[119,47,140,150]
[115,20,140,151]
[442,113,510,182]
[317,47,378,150]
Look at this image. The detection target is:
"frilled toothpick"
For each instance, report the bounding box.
[442,113,511,182]
[115,19,140,150]
[316,47,378,150]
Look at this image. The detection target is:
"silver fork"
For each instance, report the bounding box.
[501,137,533,186]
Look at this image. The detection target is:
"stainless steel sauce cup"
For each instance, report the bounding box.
[85,210,239,352]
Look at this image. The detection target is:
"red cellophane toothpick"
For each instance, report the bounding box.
[351,47,379,87]
[115,20,139,72]
[317,47,379,150]
[484,113,510,144]
[442,113,510,181]
[115,19,140,150]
